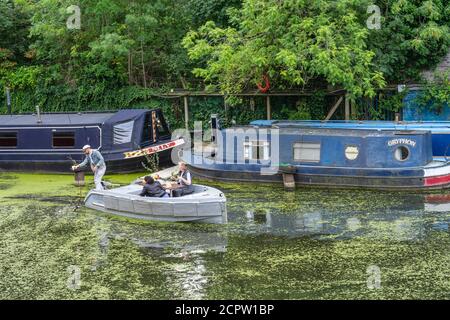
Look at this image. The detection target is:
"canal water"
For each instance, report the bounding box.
[0,173,449,299]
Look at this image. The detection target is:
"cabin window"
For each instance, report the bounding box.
[293,142,321,162]
[52,132,75,148]
[244,141,270,161]
[394,146,410,161]
[113,120,134,144]
[0,132,17,148]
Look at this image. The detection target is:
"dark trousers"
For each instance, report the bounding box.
[172,186,194,197]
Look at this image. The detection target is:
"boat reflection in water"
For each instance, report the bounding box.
[228,192,450,242]
[97,220,228,299]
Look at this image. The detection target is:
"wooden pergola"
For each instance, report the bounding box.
[157,87,400,130]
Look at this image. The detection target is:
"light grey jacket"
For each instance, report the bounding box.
[79,150,105,168]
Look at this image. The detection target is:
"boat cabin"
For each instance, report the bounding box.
[215,126,433,169]
[250,119,450,158]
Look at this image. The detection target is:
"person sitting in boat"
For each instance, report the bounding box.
[140,176,169,198]
[71,145,106,191]
[172,161,194,197]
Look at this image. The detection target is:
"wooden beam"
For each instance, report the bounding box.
[266,95,271,120]
[166,91,317,97]
[157,85,402,99]
[183,95,189,130]
[324,96,343,121]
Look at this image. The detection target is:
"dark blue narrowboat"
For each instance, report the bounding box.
[0,109,183,173]
[250,120,450,159]
[184,122,450,190]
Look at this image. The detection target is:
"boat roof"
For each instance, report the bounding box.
[250,119,450,129]
[0,109,150,127]
[224,125,430,136]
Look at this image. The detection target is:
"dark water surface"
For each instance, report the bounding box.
[0,173,449,299]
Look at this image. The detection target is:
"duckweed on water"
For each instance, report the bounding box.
[0,173,449,299]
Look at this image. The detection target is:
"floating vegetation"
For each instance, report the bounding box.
[0,173,449,299]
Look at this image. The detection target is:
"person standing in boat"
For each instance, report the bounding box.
[71,145,106,191]
[172,161,194,197]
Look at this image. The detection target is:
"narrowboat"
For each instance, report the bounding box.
[184,122,450,190]
[250,120,450,159]
[0,109,183,173]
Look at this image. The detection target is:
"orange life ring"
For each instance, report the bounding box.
[257,75,270,93]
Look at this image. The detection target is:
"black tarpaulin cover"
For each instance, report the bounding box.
[102,109,148,152]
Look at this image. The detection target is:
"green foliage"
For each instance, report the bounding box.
[0,0,31,64]
[183,0,386,99]
[416,71,450,113]
[272,92,327,120]
[141,153,160,173]
[0,0,448,125]
[0,65,43,89]
[377,90,409,116]
[368,0,450,82]
[0,0,241,123]
[188,0,241,28]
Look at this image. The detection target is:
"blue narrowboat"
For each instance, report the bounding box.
[250,120,450,159]
[0,109,183,173]
[184,123,450,190]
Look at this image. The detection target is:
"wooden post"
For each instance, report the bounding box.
[266,95,271,120]
[74,171,85,186]
[282,173,296,190]
[324,96,343,121]
[350,99,357,119]
[183,95,189,131]
[6,87,11,115]
[345,93,350,121]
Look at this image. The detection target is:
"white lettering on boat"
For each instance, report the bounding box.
[387,139,416,147]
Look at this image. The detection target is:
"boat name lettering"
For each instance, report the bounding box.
[387,139,416,147]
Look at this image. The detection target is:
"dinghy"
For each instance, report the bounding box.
[84,184,227,224]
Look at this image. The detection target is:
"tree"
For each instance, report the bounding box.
[183,0,386,99]
[367,0,450,82]
[0,0,31,82]
[188,0,241,28]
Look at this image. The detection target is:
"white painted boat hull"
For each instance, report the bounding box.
[84,184,227,224]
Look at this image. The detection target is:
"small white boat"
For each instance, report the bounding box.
[84,184,227,224]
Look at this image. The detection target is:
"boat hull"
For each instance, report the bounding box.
[187,161,450,191]
[84,184,227,224]
[0,149,172,173]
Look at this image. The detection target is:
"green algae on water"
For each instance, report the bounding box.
[0,172,449,299]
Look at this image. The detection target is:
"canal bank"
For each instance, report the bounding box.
[0,173,449,299]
